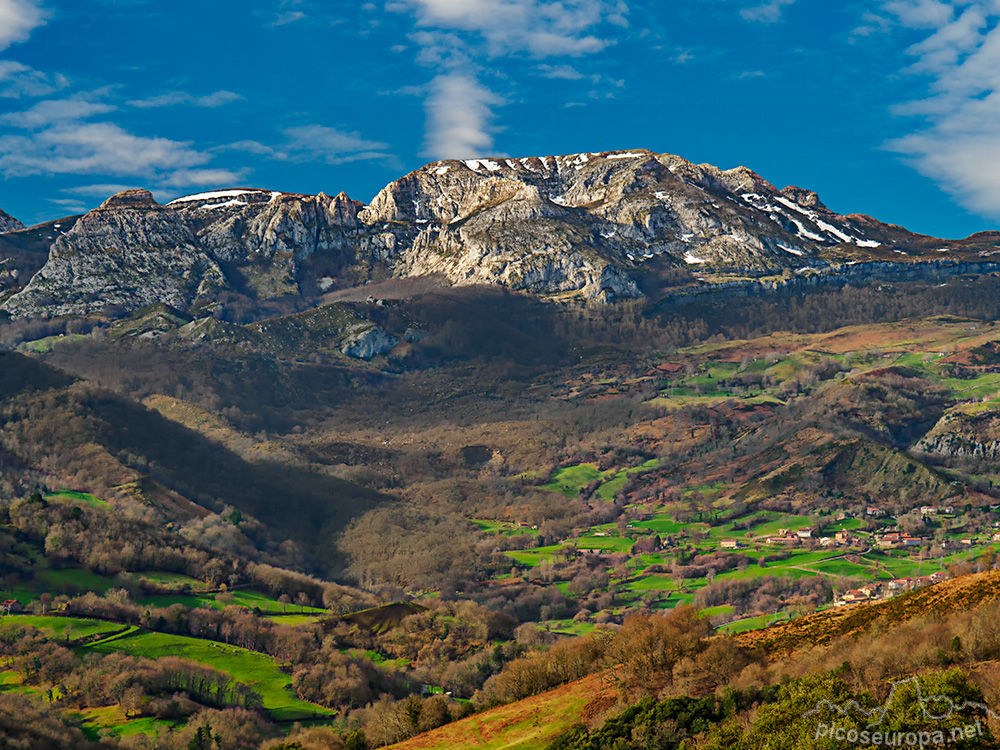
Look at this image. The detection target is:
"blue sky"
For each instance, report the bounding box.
[0,0,998,239]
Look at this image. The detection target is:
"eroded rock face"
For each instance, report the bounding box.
[914,412,1000,463]
[0,149,935,318]
[2,191,228,318]
[358,150,890,298]
[341,326,399,360]
[0,208,24,234]
[169,189,388,298]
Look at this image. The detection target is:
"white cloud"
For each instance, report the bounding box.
[877,1,1000,218]
[282,125,393,164]
[0,60,67,98]
[0,96,243,188]
[220,126,395,165]
[392,0,627,57]
[883,0,956,29]
[740,0,796,23]
[421,72,501,159]
[271,10,305,26]
[62,183,145,197]
[388,0,627,160]
[0,0,46,52]
[537,63,585,79]
[0,96,116,128]
[128,90,242,109]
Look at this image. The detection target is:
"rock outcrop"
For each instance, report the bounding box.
[914,411,1000,463]
[341,326,400,360]
[0,208,24,234]
[358,149,894,299]
[3,190,228,318]
[168,189,392,298]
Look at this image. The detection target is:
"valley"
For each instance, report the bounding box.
[5,150,1000,748]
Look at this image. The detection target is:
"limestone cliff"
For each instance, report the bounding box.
[3,191,228,318]
[1,149,988,319]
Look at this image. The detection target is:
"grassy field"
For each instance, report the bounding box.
[386,673,607,750]
[595,458,662,501]
[45,490,110,509]
[0,615,124,641]
[542,464,608,498]
[75,706,175,739]
[718,612,790,634]
[85,630,333,720]
[505,546,564,566]
[137,588,327,614]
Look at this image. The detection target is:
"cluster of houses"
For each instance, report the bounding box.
[763,528,814,545]
[835,572,949,606]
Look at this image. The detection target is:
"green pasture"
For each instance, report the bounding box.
[543,464,609,498]
[40,567,119,594]
[632,515,689,535]
[574,534,634,553]
[0,615,124,641]
[505,545,565,566]
[595,458,662,501]
[77,706,174,739]
[18,333,91,353]
[85,630,333,720]
[138,588,325,614]
[45,490,109,509]
[718,612,790,634]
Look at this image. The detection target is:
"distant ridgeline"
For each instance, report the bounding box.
[4,148,1000,321]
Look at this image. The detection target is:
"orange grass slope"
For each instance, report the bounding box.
[386,672,614,750]
[737,568,1000,655]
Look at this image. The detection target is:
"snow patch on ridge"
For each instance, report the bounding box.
[169,189,272,205]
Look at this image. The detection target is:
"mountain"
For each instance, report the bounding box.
[3,149,998,319]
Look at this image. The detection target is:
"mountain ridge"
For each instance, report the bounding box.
[3,148,998,319]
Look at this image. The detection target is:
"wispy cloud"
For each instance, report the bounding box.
[537,63,585,80]
[0,95,116,128]
[61,183,145,198]
[0,95,243,188]
[740,0,796,23]
[422,73,502,158]
[0,60,67,98]
[876,1,1000,218]
[271,10,305,26]
[127,90,243,109]
[220,125,395,166]
[0,0,47,51]
[388,0,629,159]
[392,0,627,58]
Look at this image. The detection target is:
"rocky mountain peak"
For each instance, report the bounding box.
[99,189,159,211]
[2,146,980,320]
[0,207,24,233]
[2,186,228,319]
[781,186,827,211]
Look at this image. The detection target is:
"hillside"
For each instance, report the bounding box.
[5,227,1000,747]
